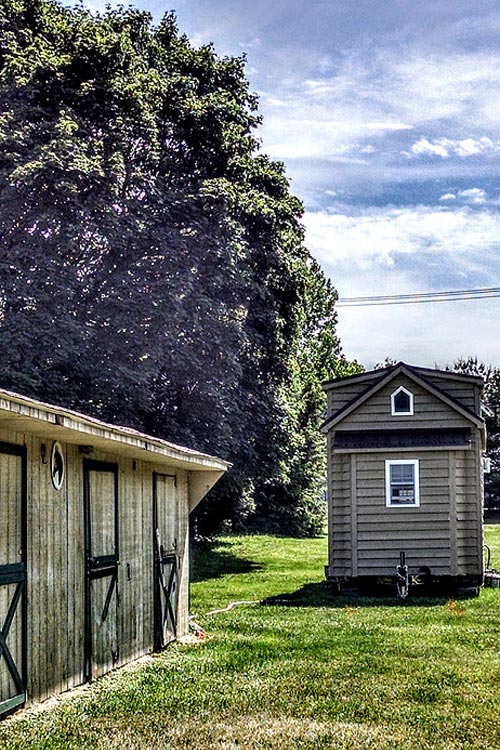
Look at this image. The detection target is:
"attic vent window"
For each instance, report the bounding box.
[391,386,414,416]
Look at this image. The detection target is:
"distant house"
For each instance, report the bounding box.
[0,389,229,717]
[321,362,485,594]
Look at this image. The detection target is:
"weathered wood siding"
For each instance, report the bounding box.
[326,372,483,581]
[0,426,194,706]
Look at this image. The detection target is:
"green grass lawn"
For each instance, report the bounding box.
[1,527,500,749]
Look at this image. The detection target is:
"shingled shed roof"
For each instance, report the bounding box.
[0,388,231,509]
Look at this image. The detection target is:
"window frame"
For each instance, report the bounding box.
[385,459,420,508]
[391,386,414,416]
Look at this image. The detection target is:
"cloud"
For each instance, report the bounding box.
[262,115,398,160]
[238,36,261,50]
[457,188,487,204]
[407,136,498,159]
[261,114,409,161]
[303,203,500,369]
[258,40,500,172]
[303,205,500,271]
[336,292,500,370]
[408,138,449,158]
[383,50,500,130]
[438,188,488,204]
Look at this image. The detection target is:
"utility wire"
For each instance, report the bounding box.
[340,286,500,302]
[337,286,500,307]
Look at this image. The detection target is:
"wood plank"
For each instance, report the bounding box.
[66,444,84,691]
[176,470,189,638]
[358,552,450,565]
[0,442,24,708]
[358,518,450,531]
[358,530,450,543]
[350,455,357,577]
[449,451,458,576]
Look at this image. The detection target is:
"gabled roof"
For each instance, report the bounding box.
[320,361,484,434]
[322,360,484,390]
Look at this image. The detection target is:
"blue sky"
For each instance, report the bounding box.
[84,0,500,369]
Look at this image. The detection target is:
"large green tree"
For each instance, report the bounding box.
[0,0,355,535]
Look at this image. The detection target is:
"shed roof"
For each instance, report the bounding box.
[0,387,231,474]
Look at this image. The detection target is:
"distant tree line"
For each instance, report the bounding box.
[0,0,358,536]
[452,357,500,511]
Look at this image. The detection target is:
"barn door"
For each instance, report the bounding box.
[153,473,178,650]
[0,443,27,716]
[83,460,119,681]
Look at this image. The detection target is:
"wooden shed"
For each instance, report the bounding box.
[321,362,486,594]
[0,388,229,717]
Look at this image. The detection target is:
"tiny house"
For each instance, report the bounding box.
[0,388,229,716]
[321,362,485,593]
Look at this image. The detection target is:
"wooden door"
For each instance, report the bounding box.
[83,460,119,681]
[153,473,178,650]
[0,444,27,716]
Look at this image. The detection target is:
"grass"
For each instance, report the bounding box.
[1,526,500,749]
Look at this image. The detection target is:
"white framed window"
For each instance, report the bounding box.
[385,459,420,507]
[391,386,414,416]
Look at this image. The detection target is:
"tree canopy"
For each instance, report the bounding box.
[0,0,358,535]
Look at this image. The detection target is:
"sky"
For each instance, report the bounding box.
[83,0,500,369]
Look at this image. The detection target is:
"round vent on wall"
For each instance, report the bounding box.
[50,440,65,491]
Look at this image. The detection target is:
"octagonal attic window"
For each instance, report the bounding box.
[391,386,414,416]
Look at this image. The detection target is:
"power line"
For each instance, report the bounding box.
[337,286,500,307]
[340,286,500,302]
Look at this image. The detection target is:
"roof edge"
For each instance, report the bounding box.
[0,387,231,472]
[323,361,484,390]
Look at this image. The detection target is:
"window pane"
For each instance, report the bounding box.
[390,464,414,484]
[391,485,415,504]
[394,390,411,412]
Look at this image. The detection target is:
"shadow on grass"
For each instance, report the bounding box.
[261,581,462,608]
[485,510,500,524]
[190,540,263,583]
